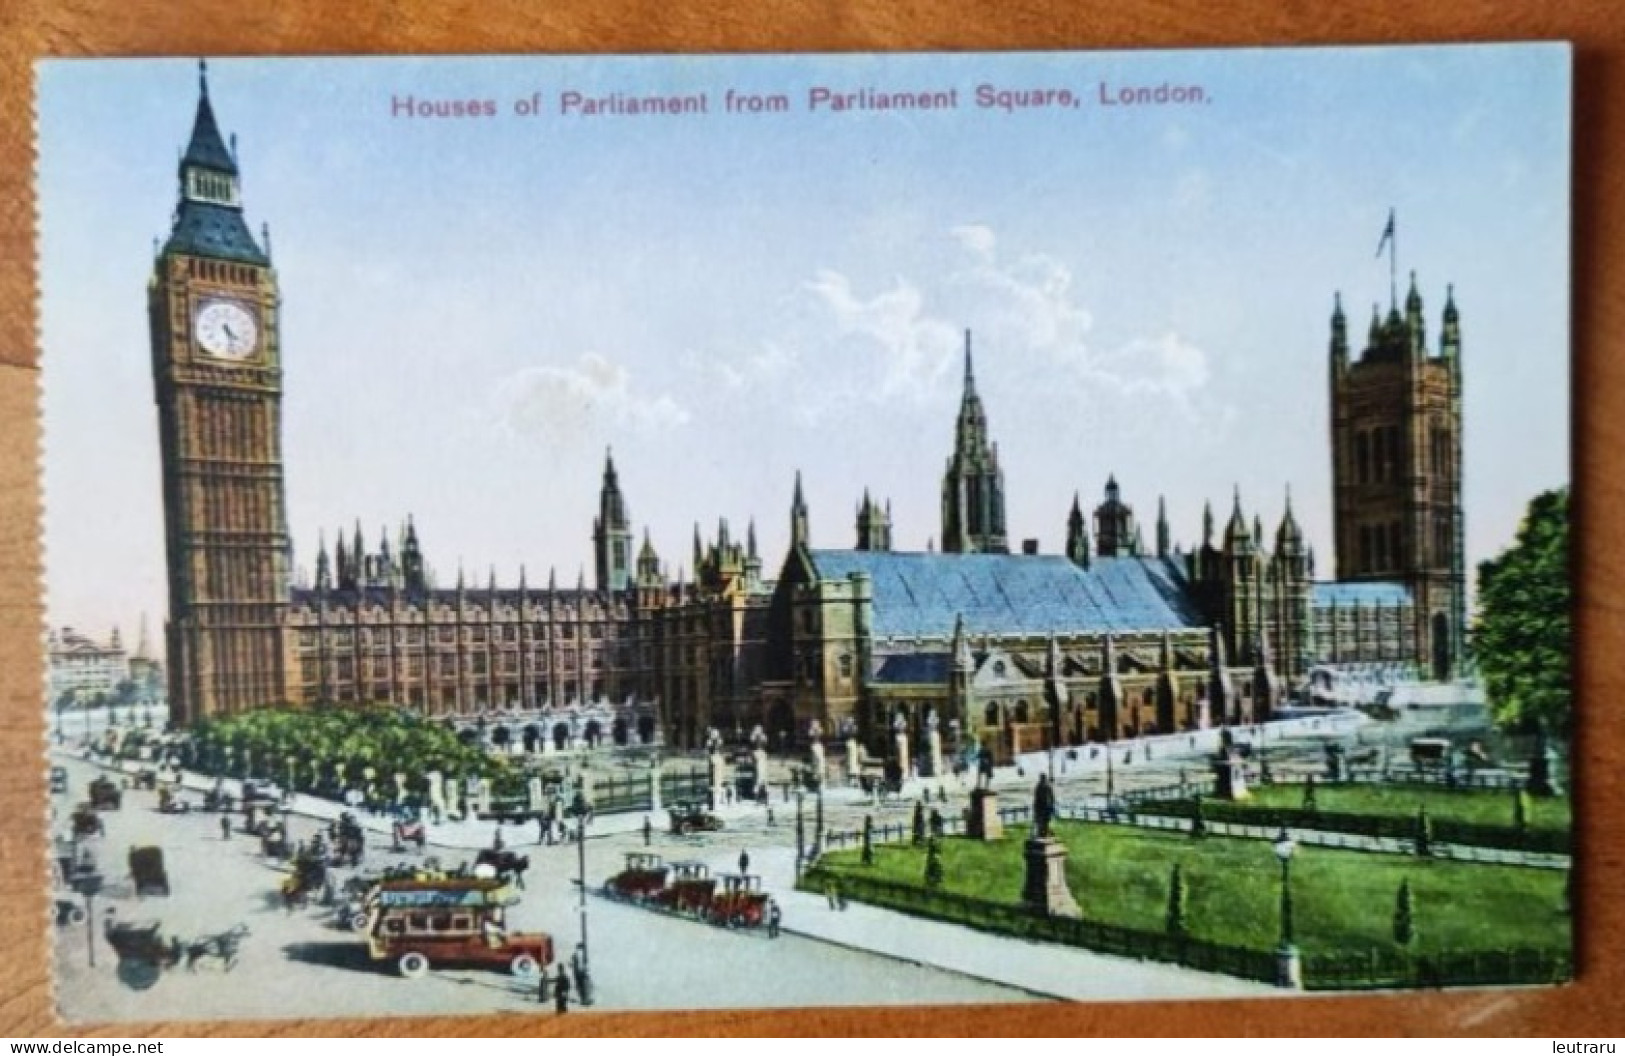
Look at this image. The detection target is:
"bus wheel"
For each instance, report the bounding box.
[398,951,430,979]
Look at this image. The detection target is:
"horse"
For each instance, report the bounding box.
[184,923,249,971]
[473,849,530,889]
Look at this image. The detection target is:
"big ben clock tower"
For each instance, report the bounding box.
[150,62,291,724]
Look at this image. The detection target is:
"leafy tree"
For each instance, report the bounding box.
[1414,806,1433,857]
[911,800,926,846]
[861,814,875,867]
[1302,775,1319,813]
[1514,788,1531,832]
[924,835,944,889]
[1393,879,1417,947]
[1165,864,1189,937]
[1474,487,1571,736]
[1189,796,1208,838]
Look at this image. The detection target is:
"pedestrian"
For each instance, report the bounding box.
[738,848,751,875]
[642,815,653,847]
[493,825,505,852]
[767,899,782,939]
[765,807,775,827]
[220,813,231,840]
[536,962,552,1005]
[537,814,548,846]
[825,880,837,910]
[553,965,570,1013]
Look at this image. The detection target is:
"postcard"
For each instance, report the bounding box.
[36,45,1571,1023]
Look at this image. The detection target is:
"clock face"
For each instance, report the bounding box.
[195,300,259,361]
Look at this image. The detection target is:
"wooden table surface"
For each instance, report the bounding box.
[0,0,1618,1037]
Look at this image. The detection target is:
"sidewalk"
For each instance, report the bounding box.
[707,844,1277,1003]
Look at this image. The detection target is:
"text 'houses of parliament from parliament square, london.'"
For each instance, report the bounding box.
[147,64,1464,759]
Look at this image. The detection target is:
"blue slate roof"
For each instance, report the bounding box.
[183,91,239,174]
[1312,581,1412,607]
[872,654,951,685]
[165,201,267,265]
[806,550,1203,638]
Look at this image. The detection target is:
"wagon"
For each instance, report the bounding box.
[129,845,170,898]
[604,852,668,903]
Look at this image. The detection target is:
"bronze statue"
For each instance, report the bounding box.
[1033,773,1056,838]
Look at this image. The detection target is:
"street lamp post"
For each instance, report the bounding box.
[1272,827,1301,988]
[814,782,825,857]
[572,790,593,1006]
[794,790,805,881]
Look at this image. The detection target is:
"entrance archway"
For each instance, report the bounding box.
[612,717,628,746]
[584,719,602,747]
[637,714,656,744]
[552,722,570,752]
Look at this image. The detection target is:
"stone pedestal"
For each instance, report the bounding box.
[444,779,461,820]
[426,772,446,816]
[1212,756,1250,801]
[966,789,1004,840]
[845,737,861,783]
[394,772,408,806]
[927,729,944,779]
[528,777,545,813]
[649,763,663,813]
[475,778,492,817]
[810,741,827,789]
[1276,944,1303,989]
[708,751,727,807]
[894,732,911,780]
[752,748,769,799]
[1021,836,1082,918]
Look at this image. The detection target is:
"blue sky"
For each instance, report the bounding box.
[38,47,1570,641]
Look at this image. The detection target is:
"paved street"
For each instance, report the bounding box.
[48,730,1328,1024]
[51,753,1032,1023]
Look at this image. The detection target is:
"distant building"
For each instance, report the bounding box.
[48,626,129,701]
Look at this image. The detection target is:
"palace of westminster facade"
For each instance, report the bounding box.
[149,69,1466,759]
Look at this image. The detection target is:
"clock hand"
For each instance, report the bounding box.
[223,323,237,341]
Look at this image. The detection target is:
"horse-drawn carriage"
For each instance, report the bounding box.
[157,786,191,814]
[88,776,122,810]
[104,916,248,989]
[104,917,182,991]
[70,803,105,838]
[391,817,427,852]
[668,803,724,836]
[280,850,333,909]
[473,849,530,888]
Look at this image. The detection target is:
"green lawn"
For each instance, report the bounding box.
[819,822,1570,957]
[1243,783,1570,833]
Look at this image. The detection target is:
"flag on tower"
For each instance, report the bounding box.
[1376,209,1396,256]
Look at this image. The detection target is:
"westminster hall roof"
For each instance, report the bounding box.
[804,550,1204,639]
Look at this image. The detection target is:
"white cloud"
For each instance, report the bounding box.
[492,353,688,448]
[1089,332,1211,406]
[689,224,1214,423]
[803,269,961,398]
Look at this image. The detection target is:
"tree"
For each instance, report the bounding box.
[1414,806,1433,857]
[1302,775,1319,813]
[1474,487,1571,736]
[911,800,926,846]
[1189,796,1208,838]
[1393,879,1417,947]
[861,814,875,867]
[1514,788,1531,832]
[924,835,944,889]
[1165,864,1189,937]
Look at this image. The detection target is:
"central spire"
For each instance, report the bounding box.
[941,329,1007,554]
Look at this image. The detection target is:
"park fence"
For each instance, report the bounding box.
[798,867,1278,985]
[1131,799,1570,856]
[659,766,711,807]
[1303,945,1571,990]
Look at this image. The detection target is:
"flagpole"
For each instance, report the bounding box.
[1390,211,1398,311]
